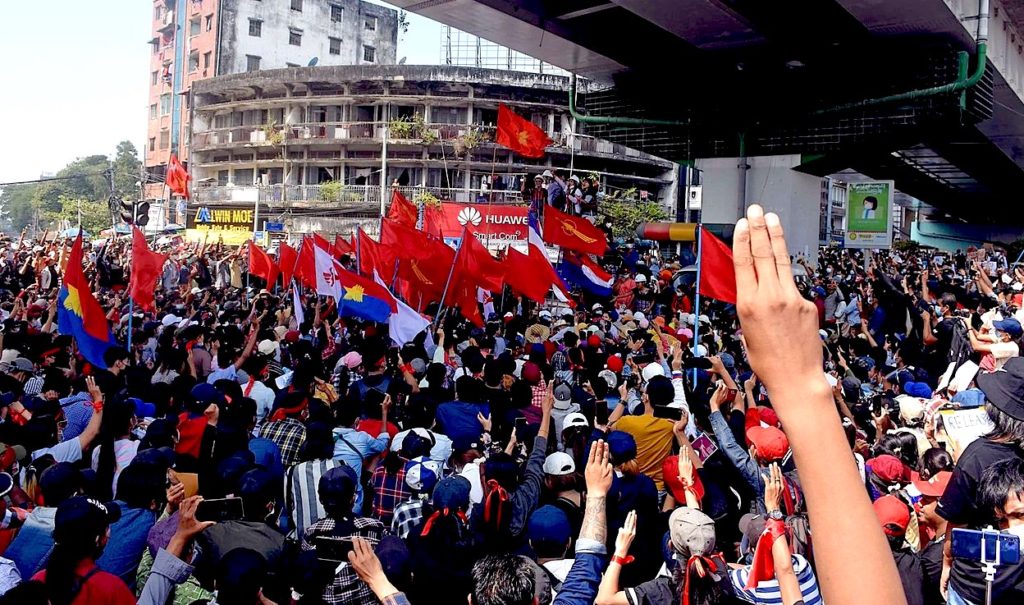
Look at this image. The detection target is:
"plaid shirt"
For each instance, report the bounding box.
[391,497,430,539]
[530,378,547,409]
[382,593,413,605]
[301,516,385,605]
[257,417,306,468]
[370,464,408,525]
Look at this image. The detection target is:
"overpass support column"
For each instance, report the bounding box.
[696,154,822,264]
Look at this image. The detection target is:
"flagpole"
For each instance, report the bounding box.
[434,225,468,329]
[485,146,498,250]
[691,225,703,383]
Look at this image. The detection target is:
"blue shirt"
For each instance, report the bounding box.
[59,392,93,442]
[6,506,56,578]
[96,502,158,589]
[332,427,390,513]
[435,401,490,444]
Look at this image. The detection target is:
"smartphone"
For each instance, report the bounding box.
[195,497,245,523]
[726,388,739,400]
[682,357,713,371]
[595,400,610,426]
[315,536,356,563]
[514,417,528,434]
[952,528,1021,565]
[169,470,199,499]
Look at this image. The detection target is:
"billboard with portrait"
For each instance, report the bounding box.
[844,181,893,249]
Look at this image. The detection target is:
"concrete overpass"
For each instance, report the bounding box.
[393,0,1024,254]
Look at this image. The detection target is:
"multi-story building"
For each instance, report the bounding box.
[187,65,678,240]
[144,0,397,224]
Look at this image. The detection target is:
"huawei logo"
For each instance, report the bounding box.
[457,206,482,227]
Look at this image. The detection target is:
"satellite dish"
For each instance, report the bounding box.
[398,57,407,65]
[308,57,319,66]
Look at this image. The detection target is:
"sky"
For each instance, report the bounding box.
[0,1,443,185]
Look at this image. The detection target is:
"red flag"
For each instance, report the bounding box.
[248,241,280,288]
[387,190,418,227]
[333,234,354,258]
[451,278,484,327]
[495,104,552,158]
[129,226,168,311]
[542,204,608,256]
[294,237,318,289]
[312,233,332,252]
[453,230,504,293]
[357,228,395,283]
[504,246,566,304]
[279,242,298,286]
[423,205,444,239]
[398,234,455,306]
[166,155,191,199]
[697,227,737,304]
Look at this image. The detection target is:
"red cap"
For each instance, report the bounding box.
[911,471,952,498]
[662,455,705,504]
[606,355,624,373]
[543,340,557,360]
[758,408,780,428]
[587,334,601,348]
[284,330,301,343]
[869,455,909,484]
[522,362,541,385]
[745,426,789,462]
[873,495,910,537]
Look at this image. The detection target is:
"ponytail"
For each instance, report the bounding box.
[44,539,97,605]
[482,479,511,535]
[673,553,727,605]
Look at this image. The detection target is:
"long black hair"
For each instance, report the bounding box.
[44,527,106,605]
[94,397,136,502]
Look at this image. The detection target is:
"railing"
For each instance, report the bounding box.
[193,184,526,207]
[193,121,507,149]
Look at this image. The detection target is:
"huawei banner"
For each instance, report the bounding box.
[436,203,529,250]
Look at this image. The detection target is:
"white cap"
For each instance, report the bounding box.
[161,314,180,327]
[591,303,603,312]
[568,174,580,183]
[538,310,552,319]
[641,362,665,382]
[190,287,202,295]
[257,339,279,356]
[599,369,618,389]
[635,274,648,283]
[0,350,20,365]
[694,344,708,357]
[542,169,554,178]
[634,312,646,322]
[1002,273,1013,284]
[543,452,576,476]
[561,412,589,436]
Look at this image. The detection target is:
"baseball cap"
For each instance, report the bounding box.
[598,369,618,389]
[738,513,767,553]
[404,456,441,493]
[641,362,665,382]
[127,397,157,418]
[607,431,637,464]
[191,383,226,406]
[553,383,573,410]
[542,452,575,476]
[38,462,82,507]
[0,444,26,470]
[53,496,121,545]
[994,317,1024,338]
[451,435,483,457]
[257,340,279,356]
[273,326,289,340]
[318,465,358,510]
[911,471,952,498]
[527,505,571,547]
[896,395,925,424]
[668,506,716,558]
[606,355,624,373]
[869,454,910,484]
[400,430,434,459]
[978,357,1024,420]
[9,358,33,373]
[433,475,471,510]
[746,426,789,462]
[903,382,933,399]
[522,361,542,385]
[758,407,780,428]
[873,495,911,537]
[561,412,588,437]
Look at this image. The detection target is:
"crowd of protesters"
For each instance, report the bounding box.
[0,204,1016,605]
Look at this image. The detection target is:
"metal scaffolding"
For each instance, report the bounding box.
[441,26,568,76]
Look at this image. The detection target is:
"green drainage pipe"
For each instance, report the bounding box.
[568,74,688,127]
[814,0,989,116]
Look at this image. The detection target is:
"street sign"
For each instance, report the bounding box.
[265,222,284,232]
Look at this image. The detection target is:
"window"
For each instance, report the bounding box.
[205,14,213,31]
[248,18,261,37]
[246,55,261,72]
[149,104,158,120]
[160,93,172,115]
[189,17,200,37]
[291,0,302,11]
[159,130,170,149]
[154,6,162,20]
[330,4,343,22]
[289,29,302,46]
[203,51,212,69]
[188,51,199,72]
[151,70,159,86]
[364,17,376,31]
[329,37,342,55]
[363,45,375,63]
[149,138,156,152]
[151,41,159,56]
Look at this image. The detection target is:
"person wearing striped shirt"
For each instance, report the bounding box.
[285,421,344,536]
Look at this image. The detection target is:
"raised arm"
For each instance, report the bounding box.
[732,205,906,605]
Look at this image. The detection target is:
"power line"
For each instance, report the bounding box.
[0,172,109,187]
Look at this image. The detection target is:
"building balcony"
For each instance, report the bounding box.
[193,121,507,150]
[192,184,524,210]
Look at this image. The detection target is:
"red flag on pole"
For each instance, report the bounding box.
[386,190,418,228]
[312,233,332,252]
[129,227,167,311]
[294,237,318,289]
[166,155,191,199]
[279,242,298,286]
[248,241,280,288]
[542,204,609,256]
[495,104,552,158]
[333,234,354,258]
[503,247,556,303]
[453,230,504,293]
[697,227,737,304]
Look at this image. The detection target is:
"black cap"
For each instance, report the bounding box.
[53,497,121,545]
[318,465,358,510]
[978,357,1024,420]
[38,462,82,507]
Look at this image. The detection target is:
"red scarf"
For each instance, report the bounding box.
[176,413,207,459]
[682,553,725,605]
[744,518,787,589]
[483,480,510,531]
[420,507,468,537]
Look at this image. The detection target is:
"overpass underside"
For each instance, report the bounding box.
[394,0,1024,223]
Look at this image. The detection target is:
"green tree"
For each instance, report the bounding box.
[44,195,111,236]
[600,188,668,239]
[111,140,142,202]
[0,184,37,232]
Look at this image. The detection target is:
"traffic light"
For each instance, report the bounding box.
[119,200,151,226]
[120,199,134,225]
[135,202,151,227]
